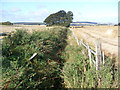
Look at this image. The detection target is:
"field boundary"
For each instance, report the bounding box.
[71,29,105,70]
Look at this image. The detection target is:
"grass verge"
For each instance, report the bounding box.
[61,31,118,88]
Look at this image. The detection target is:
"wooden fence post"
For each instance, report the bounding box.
[87,43,92,67]
[102,51,105,65]
[96,39,102,70]
[80,39,83,46]
[76,38,79,45]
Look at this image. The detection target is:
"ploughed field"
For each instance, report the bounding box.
[70,26,118,57]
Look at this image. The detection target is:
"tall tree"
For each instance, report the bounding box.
[44,10,73,27]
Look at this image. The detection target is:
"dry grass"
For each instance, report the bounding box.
[0,25,47,39]
[0,25,47,33]
[70,26,118,57]
[82,26,118,39]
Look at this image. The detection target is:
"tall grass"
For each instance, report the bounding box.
[61,31,118,88]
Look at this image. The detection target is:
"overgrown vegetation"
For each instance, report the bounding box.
[44,10,73,27]
[1,26,118,89]
[61,31,118,88]
[2,27,68,89]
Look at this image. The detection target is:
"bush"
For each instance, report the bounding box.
[2,27,68,89]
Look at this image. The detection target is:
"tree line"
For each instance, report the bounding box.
[0,21,13,25]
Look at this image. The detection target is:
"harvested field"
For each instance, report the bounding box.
[70,26,118,57]
[0,25,46,33]
[0,25,47,39]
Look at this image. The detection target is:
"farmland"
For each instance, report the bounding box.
[70,26,118,57]
[0,25,47,33]
[1,0,118,89]
[2,25,117,57]
[0,25,47,39]
[1,25,118,89]
[1,25,118,59]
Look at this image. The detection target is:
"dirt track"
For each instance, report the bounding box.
[70,26,118,57]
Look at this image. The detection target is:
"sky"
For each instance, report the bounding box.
[0,0,119,24]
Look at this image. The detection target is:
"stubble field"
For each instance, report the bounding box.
[70,26,118,57]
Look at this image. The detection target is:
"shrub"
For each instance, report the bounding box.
[2,27,68,89]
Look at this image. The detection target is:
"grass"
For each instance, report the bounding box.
[0,25,47,33]
[0,25,47,40]
[61,30,118,88]
[70,26,118,57]
[61,30,89,88]
[82,26,118,38]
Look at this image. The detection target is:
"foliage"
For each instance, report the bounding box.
[44,10,73,27]
[61,33,118,88]
[1,21,13,25]
[2,27,68,89]
[118,23,120,26]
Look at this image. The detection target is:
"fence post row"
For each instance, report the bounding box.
[87,43,92,67]
[102,51,105,65]
[71,30,104,70]
[96,39,102,70]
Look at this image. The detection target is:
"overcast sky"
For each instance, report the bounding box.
[0,0,119,23]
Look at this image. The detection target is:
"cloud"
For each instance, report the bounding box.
[31,9,49,16]
[1,7,50,22]
[28,9,50,21]
[10,8,21,12]
[83,10,117,18]
[72,9,117,23]
[0,8,21,14]
[1,7,117,23]
[0,7,23,22]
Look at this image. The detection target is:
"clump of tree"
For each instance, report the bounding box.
[1,21,13,25]
[118,23,120,26]
[44,10,73,27]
